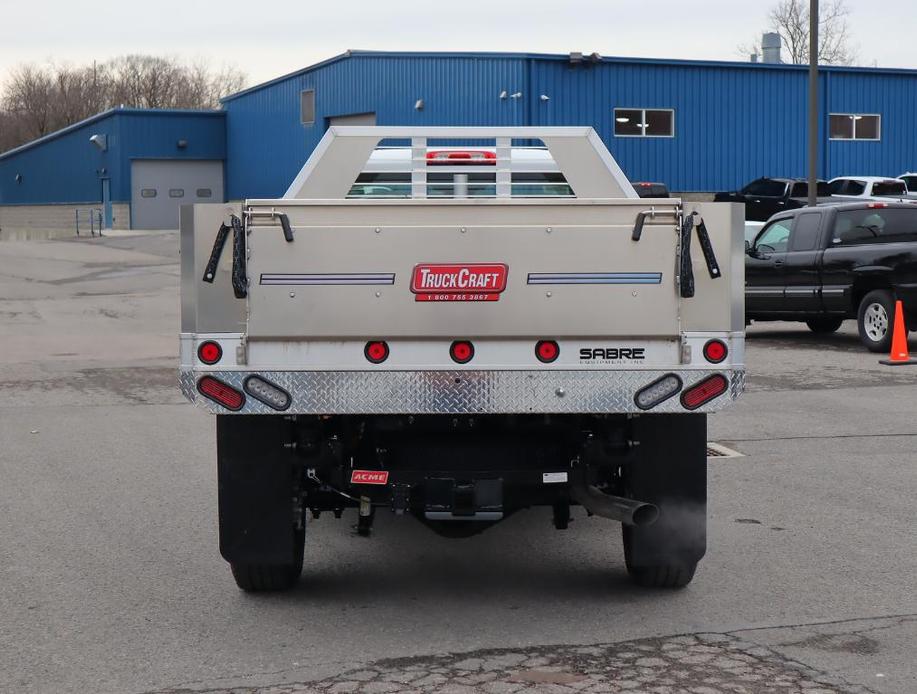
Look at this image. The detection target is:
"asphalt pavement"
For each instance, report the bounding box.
[1,232,915,694]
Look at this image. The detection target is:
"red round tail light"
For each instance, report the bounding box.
[197,340,223,365]
[703,339,728,364]
[450,340,475,364]
[364,341,390,364]
[535,340,559,363]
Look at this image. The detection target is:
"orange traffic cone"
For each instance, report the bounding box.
[880,300,917,365]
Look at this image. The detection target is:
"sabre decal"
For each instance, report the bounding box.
[580,347,647,361]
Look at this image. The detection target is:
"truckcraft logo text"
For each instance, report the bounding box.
[411,263,508,302]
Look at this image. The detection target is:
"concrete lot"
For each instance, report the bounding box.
[1,232,915,694]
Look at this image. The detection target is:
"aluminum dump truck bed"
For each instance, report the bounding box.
[180,127,745,415]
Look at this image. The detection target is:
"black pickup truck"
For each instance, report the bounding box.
[716,177,830,221]
[745,201,917,352]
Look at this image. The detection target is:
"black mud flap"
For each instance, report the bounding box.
[625,413,707,567]
[216,415,297,565]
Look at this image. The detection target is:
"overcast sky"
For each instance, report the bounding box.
[1,0,914,90]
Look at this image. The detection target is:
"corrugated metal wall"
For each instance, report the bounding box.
[115,111,226,201]
[530,59,812,191]
[825,71,917,177]
[0,114,114,205]
[5,54,917,206]
[223,53,917,198]
[0,110,226,205]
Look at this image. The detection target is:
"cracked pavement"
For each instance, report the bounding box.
[1,233,916,694]
[151,626,910,693]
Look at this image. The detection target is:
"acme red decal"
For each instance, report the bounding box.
[411,263,508,302]
[350,470,390,485]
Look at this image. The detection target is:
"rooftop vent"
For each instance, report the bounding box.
[762,32,782,64]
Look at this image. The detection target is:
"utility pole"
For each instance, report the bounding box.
[807,0,819,207]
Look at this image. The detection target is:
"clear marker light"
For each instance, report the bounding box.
[243,376,291,411]
[634,374,683,410]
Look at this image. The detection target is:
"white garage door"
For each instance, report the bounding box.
[131,160,224,230]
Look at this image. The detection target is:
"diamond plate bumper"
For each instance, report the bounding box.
[180,368,745,415]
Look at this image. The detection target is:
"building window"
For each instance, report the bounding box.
[169,189,185,198]
[614,108,674,137]
[300,89,315,125]
[140,189,157,198]
[829,113,881,141]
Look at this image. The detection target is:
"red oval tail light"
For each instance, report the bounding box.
[197,376,245,411]
[681,374,729,410]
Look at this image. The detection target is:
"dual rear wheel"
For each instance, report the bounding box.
[228,519,700,592]
[230,526,305,592]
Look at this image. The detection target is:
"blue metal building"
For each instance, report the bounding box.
[3,50,917,232]
[0,108,225,230]
[221,50,917,199]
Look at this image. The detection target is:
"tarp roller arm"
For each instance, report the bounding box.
[679,212,721,298]
[200,214,249,299]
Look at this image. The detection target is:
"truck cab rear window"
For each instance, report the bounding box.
[829,180,866,196]
[347,171,573,198]
[874,181,907,197]
[833,208,917,245]
[741,179,787,197]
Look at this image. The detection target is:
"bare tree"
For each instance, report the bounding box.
[0,56,246,152]
[2,64,56,139]
[740,0,858,65]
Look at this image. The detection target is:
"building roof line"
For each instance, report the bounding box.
[220,49,917,103]
[221,51,355,102]
[0,107,225,161]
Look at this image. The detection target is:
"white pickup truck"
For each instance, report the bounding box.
[180,127,745,592]
[828,176,914,202]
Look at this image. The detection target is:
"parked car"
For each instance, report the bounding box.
[897,172,917,193]
[632,181,669,198]
[745,201,917,351]
[715,177,830,222]
[827,176,913,202]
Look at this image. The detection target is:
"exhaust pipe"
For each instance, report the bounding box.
[570,481,659,527]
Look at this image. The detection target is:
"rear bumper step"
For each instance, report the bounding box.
[181,368,745,415]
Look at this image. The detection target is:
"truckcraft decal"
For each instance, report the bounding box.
[527,272,662,285]
[411,263,508,302]
[260,273,395,286]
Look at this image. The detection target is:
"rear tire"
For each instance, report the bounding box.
[623,526,697,588]
[806,317,844,334]
[857,289,896,353]
[621,414,707,589]
[230,526,305,592]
